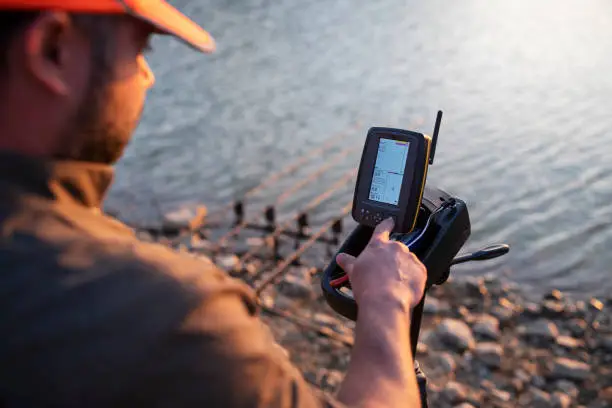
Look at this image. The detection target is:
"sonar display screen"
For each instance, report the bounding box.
[368,138,410,206]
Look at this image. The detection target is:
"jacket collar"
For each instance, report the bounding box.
[0,150,114,208]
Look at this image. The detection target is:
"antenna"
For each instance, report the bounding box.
[429,110,443,165]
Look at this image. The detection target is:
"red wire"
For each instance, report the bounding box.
[330,274,349,287]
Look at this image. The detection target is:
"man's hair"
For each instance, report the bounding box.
[0,11,41,72]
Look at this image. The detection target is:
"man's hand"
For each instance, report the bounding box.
[336,217,427,311]
[335,218,428,408]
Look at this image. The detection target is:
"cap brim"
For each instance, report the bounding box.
[125,0,215,53]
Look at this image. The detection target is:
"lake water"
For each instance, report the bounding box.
[106,0,612,299]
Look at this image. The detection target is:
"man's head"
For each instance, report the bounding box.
[0,1,214,165]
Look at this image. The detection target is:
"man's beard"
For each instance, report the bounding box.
[54,72,141,165]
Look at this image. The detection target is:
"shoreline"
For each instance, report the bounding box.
[135,227,611,407]
[258,267,611,408]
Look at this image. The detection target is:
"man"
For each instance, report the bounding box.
[0,1,428,407]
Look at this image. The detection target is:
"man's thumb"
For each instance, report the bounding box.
[336,253,356,274]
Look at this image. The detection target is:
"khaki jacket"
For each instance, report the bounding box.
[0,151,341,408]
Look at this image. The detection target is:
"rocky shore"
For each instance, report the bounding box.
[253,266,611,408]
[136,228,611,407]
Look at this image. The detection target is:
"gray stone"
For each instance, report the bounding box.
[417,342,429,355]
[524,302,542,316]
[453,404,476,408]
[313,313,339,327]
[472,314,501,340]
[550,357,590,381]
[436,319,476,352]
[242,262,260,276]
[321,369,343,390]
[567,319,588,337]
[259,294,275,309]
[554,380,579,399]
[551,392,572,408]
[542,300,565,317]
[216,254,240,272]
[490,388,512,403]
[518,318,559,340]
[474,342,503,368]
[279,274,314,300]
[575,301,588,316]
[531,375,546,388]
[589,297,604,312]
[515,369,532,384]
[274,294,298,311]
[529,388,553,408]
[424,297,449,314]
[556,336,584,350]
[431,352,457,375]
[441,381,468,404]
[511,378,525,394]
[599,336,612,352]
[491,305,515,324]
[545,289,565,301]
[599,387,612,403]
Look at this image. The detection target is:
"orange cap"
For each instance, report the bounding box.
[0,0,216,53]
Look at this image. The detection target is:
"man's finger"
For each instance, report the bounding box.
[336,253,356,275]
[371,217,394,242]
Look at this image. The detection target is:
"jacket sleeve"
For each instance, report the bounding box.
[113,250,345,408]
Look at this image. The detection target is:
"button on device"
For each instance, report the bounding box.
[373,212,383,224]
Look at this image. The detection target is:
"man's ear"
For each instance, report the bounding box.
[22,12,85,96]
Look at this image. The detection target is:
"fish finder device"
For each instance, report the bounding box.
[321,110,510,408]
[352,111,443,233]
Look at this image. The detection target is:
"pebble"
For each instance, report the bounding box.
[524,302,542,316]
[441,381,468,404]
[279,275,314,300]
[511,377,525,394]
[599,336,612,352]
[550,357,591,381]
[474,342,503,368]
[216,254,240,272]
[424,297,449,314]
[589,298,604,312]
[529,387,553,408]
[453,404,476,408]
[551,392,572,408]
[556,336,584,350]
[436,319,476,352]
[463,277,488,298]
[518,318,559,340]
[472,314,501,340]
[545,289,565,301]
[575,300,588,317]
[274,294,299,311]
[242,262,259,276]
[259,293,275,309]
[321,369,343,390]
[490,304,515,324]
[490,388,512,403]
[542,300,566,317]
[567,319,588,337]
[431,352,457,375]
[554,380,580,399]
[531,375,547,388]
[515,368,533,384]
[599,387,612,402]
[313,313,338,327]
[417,342,429,355]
